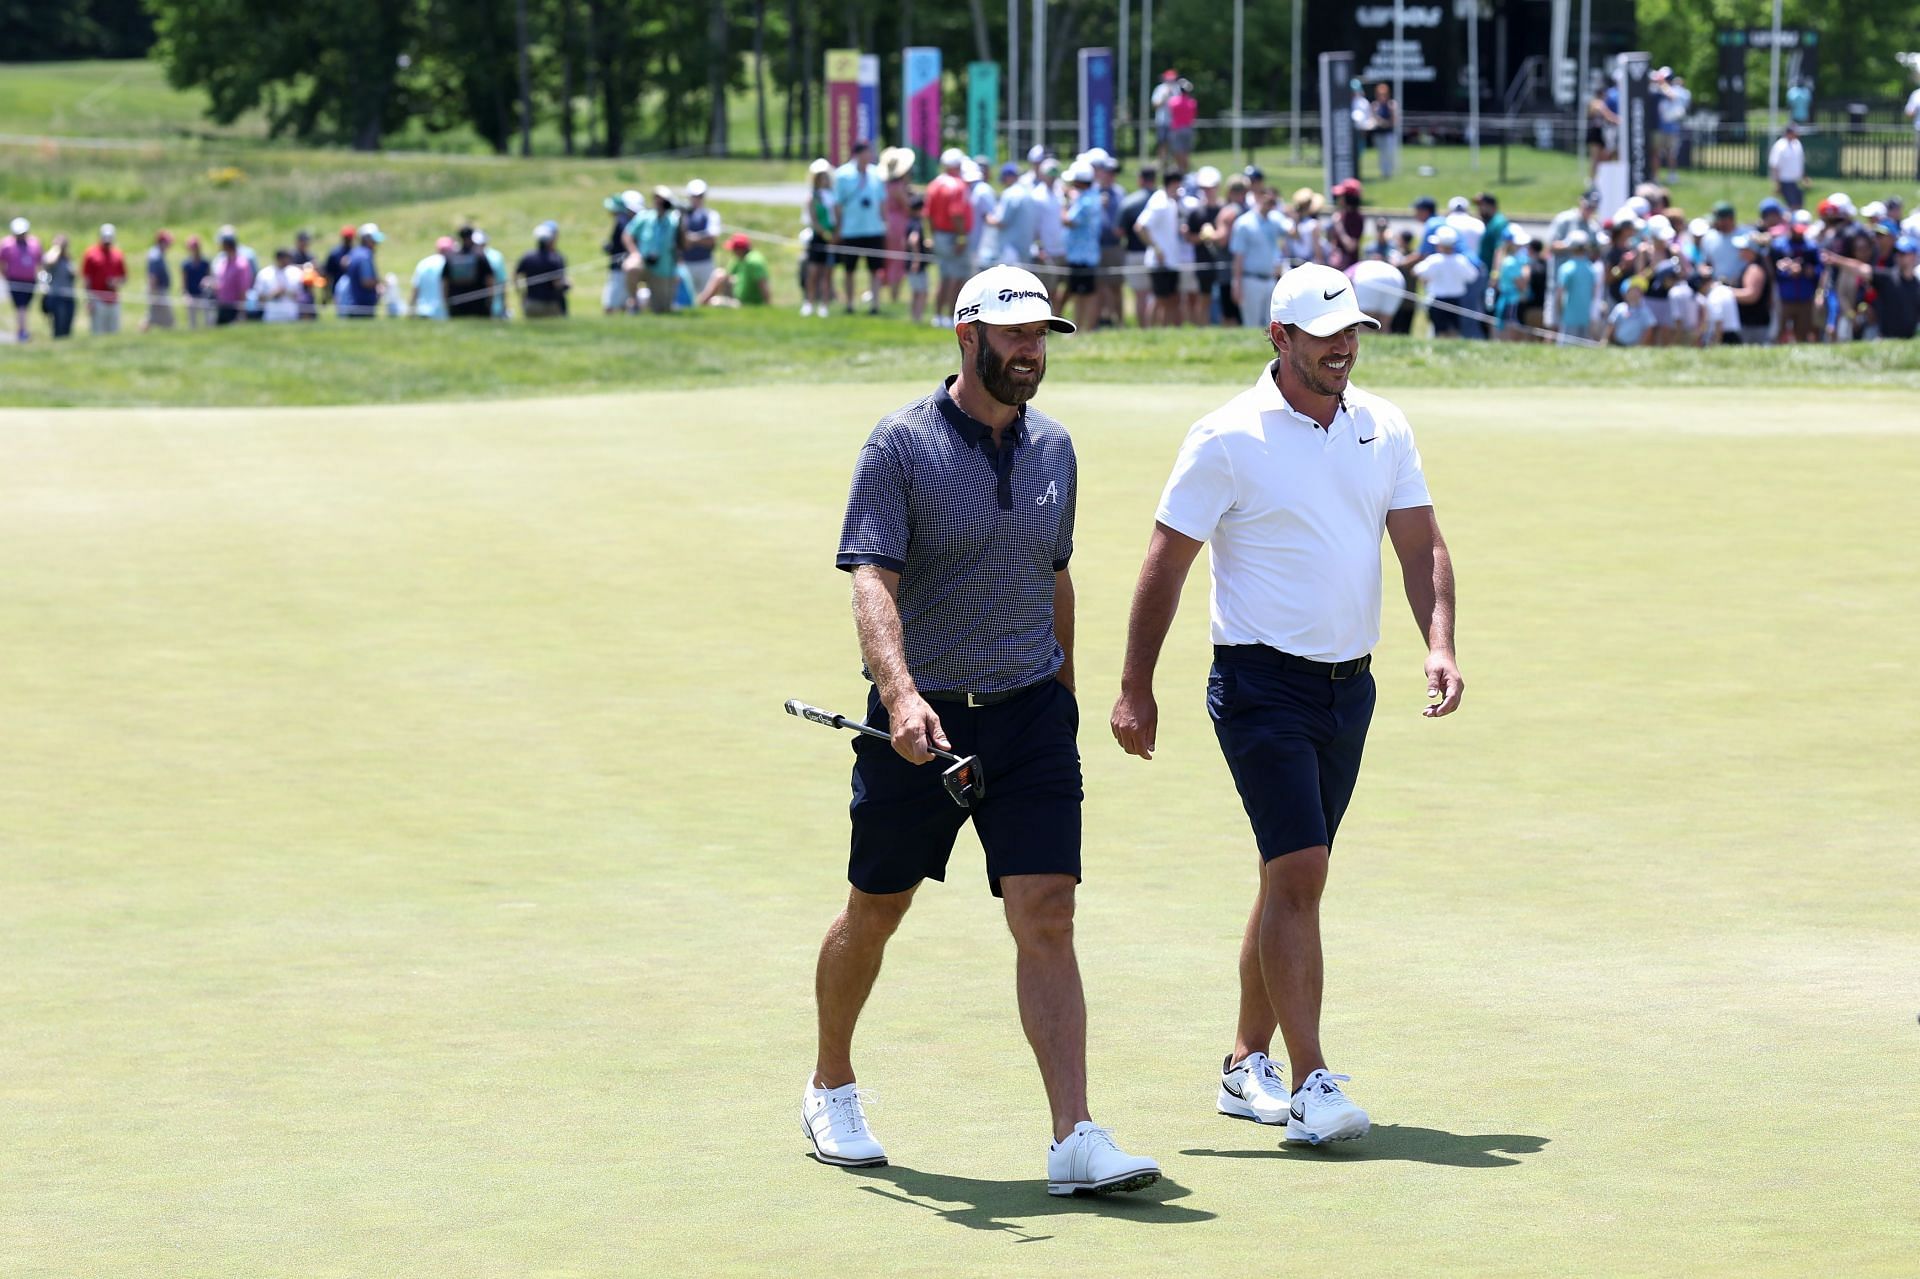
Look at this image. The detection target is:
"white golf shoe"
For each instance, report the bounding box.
[1218,1051,1292,1124]
[1046,1122,1161,1196]
[801,1078,887,1167]
[1286,1069,1371,1145]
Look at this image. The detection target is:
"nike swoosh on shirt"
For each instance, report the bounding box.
[1357,435,1378,444]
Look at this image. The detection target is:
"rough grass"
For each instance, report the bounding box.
[5,309,1920,408]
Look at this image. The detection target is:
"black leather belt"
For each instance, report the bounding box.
[922,679,1051,708]
[1214,644,1372,680]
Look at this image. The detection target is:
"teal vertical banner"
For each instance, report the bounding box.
[905,46,942,182]
[968,62,1001,165]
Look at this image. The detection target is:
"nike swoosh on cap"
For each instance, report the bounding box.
[1322,287,1345,300]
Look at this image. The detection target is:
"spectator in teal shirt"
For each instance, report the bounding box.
[624,186,682,314]
[832,142,889,313]
[1555,230,1597,343]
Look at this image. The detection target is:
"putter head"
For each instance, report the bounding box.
[940,754,986,809]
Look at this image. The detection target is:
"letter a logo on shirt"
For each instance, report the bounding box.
[1037,480,1059,506]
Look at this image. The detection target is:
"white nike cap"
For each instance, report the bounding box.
[954,265,1076,332]
[1269,263,1381,336]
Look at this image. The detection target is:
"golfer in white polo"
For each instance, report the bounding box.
[1109,263,1463,1145]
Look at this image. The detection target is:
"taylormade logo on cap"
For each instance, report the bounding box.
[953,265,1077,333]
[1269,263,1381,337]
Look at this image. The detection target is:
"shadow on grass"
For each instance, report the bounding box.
[1182,1123,1548,1168]
[827,1160,1216,1241]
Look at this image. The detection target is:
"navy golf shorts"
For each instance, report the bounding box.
[848,678,1082,897]
[1208,649,1376,861]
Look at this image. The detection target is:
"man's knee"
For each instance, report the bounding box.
[1261,845,1330,911]
[1002,874,1077,949]
[844,885,915,939]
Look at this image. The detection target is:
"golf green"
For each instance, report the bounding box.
[2,381,1915,1275]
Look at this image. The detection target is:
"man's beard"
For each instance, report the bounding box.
[975,337,1044,406]
[1290,344,1349,397]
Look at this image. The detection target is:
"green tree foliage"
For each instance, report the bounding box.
[3,0,154,59]
[1635,0,1920,113]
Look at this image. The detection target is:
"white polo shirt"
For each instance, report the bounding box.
[1156,362,1433,663]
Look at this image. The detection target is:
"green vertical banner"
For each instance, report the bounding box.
[968,62,1001,166]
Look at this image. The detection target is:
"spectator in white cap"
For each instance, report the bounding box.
[925,148,975,325]
[681,178,720,300]
[340,223,384,319]
[80,223,128,335]
[472,229,508,318]
[802,158,838,317]
[1411,224,1475,338]
[2,216,39,343]
[624,187,682,314]
[1029,156,1067,304]
[1443,196,1488,338]
[1112,257,1459,1154]
[1061,162,1104,331]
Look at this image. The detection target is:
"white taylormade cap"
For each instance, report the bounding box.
[954,265,1076,332]
[1269,263,1381,335]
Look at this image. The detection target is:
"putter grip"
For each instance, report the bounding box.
[785,698,846,730]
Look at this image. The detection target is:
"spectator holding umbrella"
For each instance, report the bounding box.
[3,216,39,343]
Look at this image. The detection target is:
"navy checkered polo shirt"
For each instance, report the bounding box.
[837,376,1076,696]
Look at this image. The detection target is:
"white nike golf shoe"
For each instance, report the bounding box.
[1046,1122,1161,1196]
[801,1078,887,1167]
[1286,1069,1371,1145]
[1218,1050,1292,1124]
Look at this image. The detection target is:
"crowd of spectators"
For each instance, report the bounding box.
[0,216,581,339]
[8,152,1919,348]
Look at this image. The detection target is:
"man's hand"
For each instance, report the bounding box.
[1110,688,1159,758]
[885,693,950,763]
[1423,650,1465,717]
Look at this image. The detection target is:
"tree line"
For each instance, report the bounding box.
[131,0,1287,155]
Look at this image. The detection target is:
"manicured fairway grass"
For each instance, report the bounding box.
[2,381,1916,1276]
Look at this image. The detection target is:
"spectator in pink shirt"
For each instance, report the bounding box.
[3,216,41,343]
[1167,83,1199,174]
[212,225,254,326]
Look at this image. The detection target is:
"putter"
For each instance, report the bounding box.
[785,698,987,808]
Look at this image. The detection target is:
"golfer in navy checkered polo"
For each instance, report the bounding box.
[801,266,1162,1197]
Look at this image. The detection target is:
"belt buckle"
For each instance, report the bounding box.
[966,691,983,708]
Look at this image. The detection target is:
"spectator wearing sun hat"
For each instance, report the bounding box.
[2,216,40,343]
[80,224,128,335]
[603,189,642,313]
[516,222,570,319]
[802,158,838,317]
[624,187,682,315]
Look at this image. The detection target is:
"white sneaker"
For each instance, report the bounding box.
[1286,1069,1371,1145]
[1046,1122,1160,1196]
[801,1078,887,1167]
[1218,1051,1291,1124]
[800,302,814,317]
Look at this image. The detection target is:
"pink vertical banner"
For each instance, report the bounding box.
[904,46,942,182]
[826,49,860,164]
